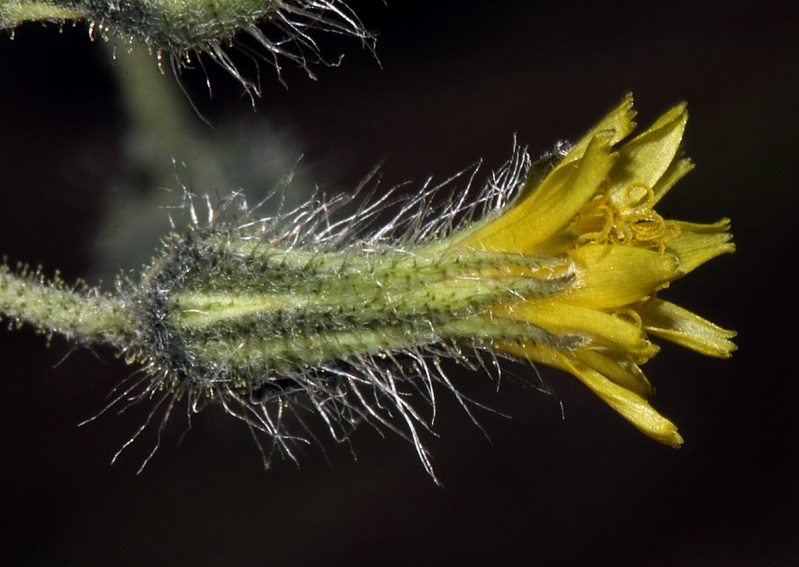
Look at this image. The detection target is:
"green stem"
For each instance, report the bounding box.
[0,1,84,27]
[0,265,132,346]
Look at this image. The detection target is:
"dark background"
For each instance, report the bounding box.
[1,1,797,564]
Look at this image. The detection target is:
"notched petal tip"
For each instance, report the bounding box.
[640,298,737,358]
[563,93,637,164]
[610,103,689,205]
[668,219,735,276]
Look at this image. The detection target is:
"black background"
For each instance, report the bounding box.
[1,1,797,565]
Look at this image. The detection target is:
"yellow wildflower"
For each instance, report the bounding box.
[0,93,735,478]
[450,93,735,446]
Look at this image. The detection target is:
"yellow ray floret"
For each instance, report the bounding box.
[449,93,735,445]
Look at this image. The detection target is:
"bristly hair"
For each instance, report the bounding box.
[76,0,376,100]
[90,143,552,483]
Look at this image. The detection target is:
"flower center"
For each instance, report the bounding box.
[576,180,680,251]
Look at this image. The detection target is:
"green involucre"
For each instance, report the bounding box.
[131,227,574,391]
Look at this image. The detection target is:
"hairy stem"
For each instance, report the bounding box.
[0,1,83,27]
[0,265,131,346]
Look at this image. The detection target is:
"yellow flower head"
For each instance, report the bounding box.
[0,92,735,478]
[450,93,735,446]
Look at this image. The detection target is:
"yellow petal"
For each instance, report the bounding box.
[652,157,694,205]
[575,349,653,398]
[670,218,732,233]
[640,298,737,358]
[491,338,550,364]
[667,219,735,275]
[609,103,688,208]
[560,354,684,447]
[565,244,679,309]
[562,93,637,164]
[491,341,681,446]
[461,132,616,253]
[494,299,658,359]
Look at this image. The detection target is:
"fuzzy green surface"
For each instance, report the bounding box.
[0,265,130,345]
[142,231,574,384]
[76,0,280,49]
[0,1,84,27]
[0,0,280,48]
